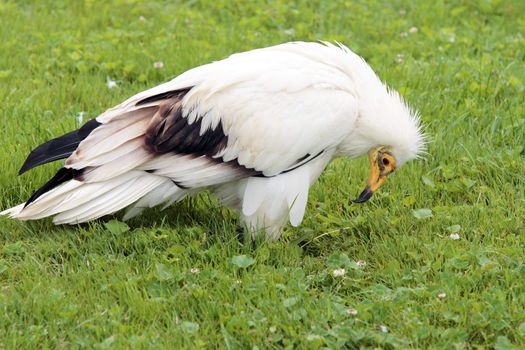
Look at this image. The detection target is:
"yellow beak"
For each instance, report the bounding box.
[352,148,390,203]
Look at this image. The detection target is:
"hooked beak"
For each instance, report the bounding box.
[353,186,374,203]
[352,147,391,203]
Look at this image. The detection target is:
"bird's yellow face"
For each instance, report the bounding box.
[353,146,397,203]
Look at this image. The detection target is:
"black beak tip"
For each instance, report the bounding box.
[352,186,374,203]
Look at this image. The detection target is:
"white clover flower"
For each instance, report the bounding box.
[377,324,389,333]
[356,260,367,267]
[396,54,404,64]
[400,32,408,38]
[76,111,85,125]
[153,61,164,69]
[106,76,118,89]
[449,233,460,240]
[190,267,200,274]
[409,27,418,34]
[437,292,447,299]
[332,268,346,277]
[346,308,358,316]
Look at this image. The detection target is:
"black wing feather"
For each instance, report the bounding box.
[18,119,101,175]
[144,95,229,157]
[24,167,82,207]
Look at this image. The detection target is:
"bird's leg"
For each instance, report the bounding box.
[236,224,246,244]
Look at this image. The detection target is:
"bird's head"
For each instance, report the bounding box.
[350,90,426,202]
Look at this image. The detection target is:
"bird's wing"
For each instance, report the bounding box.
[72,42,359,179]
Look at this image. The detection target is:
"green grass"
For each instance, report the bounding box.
[1,0,524,348]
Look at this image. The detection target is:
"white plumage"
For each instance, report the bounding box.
[1,41,425,239]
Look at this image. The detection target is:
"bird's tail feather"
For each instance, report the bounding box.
[0,204,25,217]
[1,171,172,224]
[122,180,190,221]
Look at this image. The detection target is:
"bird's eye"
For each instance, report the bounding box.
[382,157,390,166]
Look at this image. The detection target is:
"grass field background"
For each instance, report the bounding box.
[1,0,524,348]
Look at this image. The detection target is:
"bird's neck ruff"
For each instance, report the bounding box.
[331,44,426,165]
[352,87,425,166]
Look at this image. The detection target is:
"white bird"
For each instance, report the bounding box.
[1,41,425,240]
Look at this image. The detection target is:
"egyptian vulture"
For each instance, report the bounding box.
[1,41,425,240]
